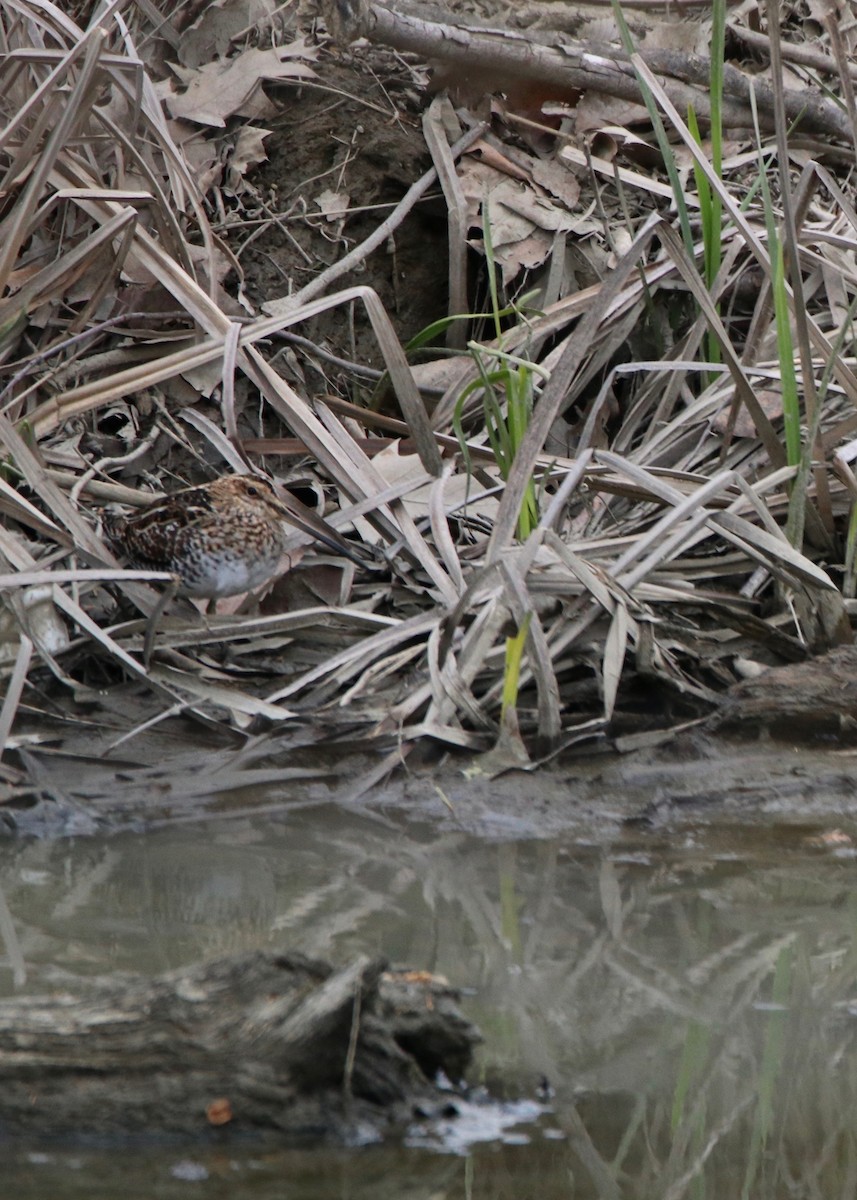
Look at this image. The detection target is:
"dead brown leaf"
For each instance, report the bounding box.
[164,46,317,126]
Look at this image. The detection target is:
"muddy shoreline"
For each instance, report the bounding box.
[6,644,857,842]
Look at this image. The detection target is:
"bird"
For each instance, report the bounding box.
[101,474,362,662]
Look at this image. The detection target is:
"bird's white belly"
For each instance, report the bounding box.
[179,548,283,598]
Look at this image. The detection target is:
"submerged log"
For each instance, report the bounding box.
[0,950,480,1139]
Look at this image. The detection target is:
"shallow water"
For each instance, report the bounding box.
[3,802,857,1198]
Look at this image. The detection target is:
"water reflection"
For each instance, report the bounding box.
[3,810,857,1198]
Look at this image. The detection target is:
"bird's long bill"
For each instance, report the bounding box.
[274,488,365,566]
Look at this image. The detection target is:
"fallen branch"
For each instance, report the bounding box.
[321,0,851,141]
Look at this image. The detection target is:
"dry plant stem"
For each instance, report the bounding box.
[131,0,181,49]
[0,28,108,288]
[633,59,857,424]
[0,313,180,412]
[0,410,159,617]
[142,579,178,669]
[0,475,71,544]
[0,207,139,334]
[728,20,857,82]
[245,343,456,600]
[0,569,174,589]
[766,1,818,429]
[655,225,786,469]
[271,332,384,380]
[428,246,682,433]
[421,97,468,350]
[823,8,857,163]
[181,410,253,475]
[486,216,660,563]
[264,612,438,705]
[0,635,33,760]
[220,320,244,459]
[556,0,731,7]
[321,0,851,140]
[25,152,450,585]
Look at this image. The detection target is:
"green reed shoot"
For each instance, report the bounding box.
[688,0,725,375]
[772,240,802,470]
[501,613,531,727]
[367,292,539,417]
[746,102,809,549]
[452,210,542,541]
[671,1018,711,1135]
[844,502,857,597]
[741,943,792,1200]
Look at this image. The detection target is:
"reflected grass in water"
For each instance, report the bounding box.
[2,815,857,1197]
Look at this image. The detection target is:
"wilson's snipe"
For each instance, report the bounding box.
[102,473,360,601]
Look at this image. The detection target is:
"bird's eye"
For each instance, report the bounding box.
[246,485,259,497]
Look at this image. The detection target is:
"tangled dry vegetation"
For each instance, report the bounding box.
[3,0,857,792]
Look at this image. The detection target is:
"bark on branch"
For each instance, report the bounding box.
[321,0,850,142]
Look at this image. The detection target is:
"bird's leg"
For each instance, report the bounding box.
[143,577,179,668]
[199,597,215,634]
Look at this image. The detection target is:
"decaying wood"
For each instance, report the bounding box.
[321,0,851,141]
[712,644,857,740]
[0,950,480,1139]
